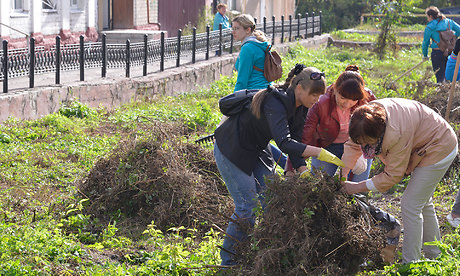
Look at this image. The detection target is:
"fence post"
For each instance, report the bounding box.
[192,27,196,63]
[29,37,35,88]
[305,12,309,38]
[289,15,292,42]
[56,36,60,84]
[281,15,284,43]
[297,13,301,39]
[79,35,84,81]
[312,12,316,37]
[102,33,107,77]
[219,23,222,56]
[160,32,165,71]
[2,40,7,93]
[272,16,275,45]
[176,29,181,67]
[206,25,210,60]
[126,39,130,78]
[143,34,147,76]
[319,11,322,35]
[263,16,266,34]
[230,33,233,54]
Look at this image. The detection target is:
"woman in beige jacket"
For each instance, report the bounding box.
[341,98,458,263]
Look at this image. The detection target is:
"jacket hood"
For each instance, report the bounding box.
[427,18,452,31]
[243,36,270,50]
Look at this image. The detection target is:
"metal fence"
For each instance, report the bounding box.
[1,12,322,93]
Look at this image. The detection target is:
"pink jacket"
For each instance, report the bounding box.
[342,98,458,192]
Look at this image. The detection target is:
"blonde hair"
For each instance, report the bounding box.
[251,66,326,118]
[217,3,227,9]
[232,14,267,42]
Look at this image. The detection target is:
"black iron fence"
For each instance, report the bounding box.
[1,13,322,93]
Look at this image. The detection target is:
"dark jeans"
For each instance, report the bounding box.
[431,49,448,83]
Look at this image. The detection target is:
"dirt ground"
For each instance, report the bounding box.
[77,83,460,274]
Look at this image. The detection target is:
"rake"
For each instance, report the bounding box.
[195,133,215,145]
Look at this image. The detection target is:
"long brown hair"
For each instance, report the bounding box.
[333,65,367,101]
[251,65,326,118]
[425,6,446,21]
[349,102,386,144]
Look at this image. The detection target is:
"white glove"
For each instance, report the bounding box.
[352,155,367,175]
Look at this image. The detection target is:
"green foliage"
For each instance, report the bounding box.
[58,100,97,119]
[296,0,380,32]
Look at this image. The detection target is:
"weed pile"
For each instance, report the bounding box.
[239,173,386,275]
[78,122,232,236]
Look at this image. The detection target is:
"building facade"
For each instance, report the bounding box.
[0,0,98,49]
[227,0,296,23]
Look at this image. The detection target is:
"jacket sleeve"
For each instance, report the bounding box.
[264,97,306,169]
[342,140,363,170]
[446,53,459,81]
[371,131,413,192]
[451,19,460,36]
[302,103,320,146]
[422,26,433,57]
[234,45,254,92]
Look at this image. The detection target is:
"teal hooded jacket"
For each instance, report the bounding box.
[234,37,271,92]
[422,18,460,57]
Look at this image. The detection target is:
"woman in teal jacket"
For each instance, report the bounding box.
[232,14,271,92]
[422,6,460,83]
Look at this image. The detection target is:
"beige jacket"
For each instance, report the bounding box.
[343,98,458,192]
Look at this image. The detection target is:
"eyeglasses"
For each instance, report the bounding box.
[310,72,325,80]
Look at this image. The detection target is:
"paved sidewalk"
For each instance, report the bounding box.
[2,51,222,93]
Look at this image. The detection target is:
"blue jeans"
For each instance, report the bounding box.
[431,49,448,83]
[214,143,272,265]
[311,143,372,182]
[270,144,287,170]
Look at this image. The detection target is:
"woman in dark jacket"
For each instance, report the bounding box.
[214,64,344,266]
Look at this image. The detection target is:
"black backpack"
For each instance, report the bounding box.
[218,89,260,116]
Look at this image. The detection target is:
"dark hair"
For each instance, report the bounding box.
[349,103,386,144]
[333,65,366,101]
[425,6,446,21]
[251,65,326,118]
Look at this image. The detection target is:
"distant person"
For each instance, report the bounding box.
[422,6,460,83]
[445,38,460,81]
[213,3,231,55]
[341,98,458,263]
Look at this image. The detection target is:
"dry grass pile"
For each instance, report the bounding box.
[238,172,386,275]
[78,121,233,236]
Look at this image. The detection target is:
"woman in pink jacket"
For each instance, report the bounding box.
[341,98,458,263]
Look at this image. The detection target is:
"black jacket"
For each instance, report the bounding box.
[215,86,308,175]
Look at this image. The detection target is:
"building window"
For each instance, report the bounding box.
[11,0,29,12]
[70,0,79,10]
[42,0,57,10]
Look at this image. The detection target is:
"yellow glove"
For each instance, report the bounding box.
[300,170,310,178]
[317,148,345,167]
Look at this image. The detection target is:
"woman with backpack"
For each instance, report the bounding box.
[285,65,376,180]
[214,64,344,266]
[422,6,460,83]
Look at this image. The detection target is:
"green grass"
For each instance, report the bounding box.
[0,44,459,275]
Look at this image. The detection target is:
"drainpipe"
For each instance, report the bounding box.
[146,0,152,24]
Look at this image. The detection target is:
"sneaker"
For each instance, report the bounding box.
[447,214,460,228]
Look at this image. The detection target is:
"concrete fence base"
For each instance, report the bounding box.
[0,34,329,123]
